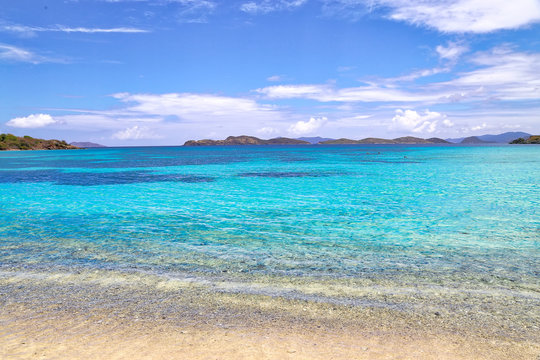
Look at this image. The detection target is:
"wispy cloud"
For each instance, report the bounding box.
[471,122,488,131]
[438,46,540,101]
[111,92,280,121]
[322,0,540,33]
[112,125,162,140]
[257,126,279,135]
[267,75,284,82]
[256,83,441,103]
[0,43,66,64]
[257,47,540,104]
[99,0,218,23]
[1,24,149,36]
[175,0,217,23]
[240,0,308,14]
[436,41,469,62]
[384,67,450,83]
[378,42,468,84]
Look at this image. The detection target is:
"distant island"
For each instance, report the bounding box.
[319,136,450,144]
[3,132,537,150]
[459,136,492,144]
[509,135,540,144]
[0,134,80,151]
[184,132,537,146]
[296,136,335,144]
[70,142,107,148]
[183,135,450,146]
[446,132,531,144]
[184,135,309,146]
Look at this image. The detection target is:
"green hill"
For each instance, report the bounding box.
[184,135,309,146]
[0,134,80,150]
[509,135,540,144]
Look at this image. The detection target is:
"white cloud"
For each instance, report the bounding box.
[176,0,217,23]
[258,47,540,105]
[240,2,262,12]
[387,67,450,83]
[112,125,161,140]
[442,118,454,127]
[326,114,373,128]
[471,122,488,131]
[1,24,149,35]
[86,0,216,23]
[267,75,284,82]
[384,41,468,84]
[0,43,63,64]
[367,44,465,86]
[288,116,327,135]
[322,0,540,33]
[441,47,540,101]
[240,0,307,14]
[387,0,540,33]
[337,66,356,72]
[112,92,280,122]
[257,84,441,102]
[257,126,279,135]
[436,42,468,61]
[7,114,59,128]
[392,109,445,133]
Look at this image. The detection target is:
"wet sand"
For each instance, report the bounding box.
[1,269,538,359]
[2,305,538,360]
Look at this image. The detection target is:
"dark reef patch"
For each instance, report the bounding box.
[0,169,214,186]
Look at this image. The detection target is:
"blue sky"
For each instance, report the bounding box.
[1,0,539,145]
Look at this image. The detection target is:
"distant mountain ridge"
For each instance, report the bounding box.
[70,142,106,148]
[296,136,335,144]
[184,132,534,146]
[459,136,492,144]
[320,136,449,144]
[446,132,531,144]
[184,135,309,146]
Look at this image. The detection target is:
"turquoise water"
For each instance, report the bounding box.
[1,145,539,305]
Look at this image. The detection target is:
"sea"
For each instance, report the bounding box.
[0,145,539,335]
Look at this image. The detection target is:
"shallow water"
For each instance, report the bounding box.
[0,145,539,323]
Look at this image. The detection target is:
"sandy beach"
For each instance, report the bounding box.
[2,302,538,359]
[1,269,538,360]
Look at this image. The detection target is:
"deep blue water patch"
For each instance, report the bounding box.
[0,169,214,185]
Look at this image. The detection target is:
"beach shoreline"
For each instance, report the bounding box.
[1,268,538,359]
[2,301,538,359]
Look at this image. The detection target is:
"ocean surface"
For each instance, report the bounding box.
[1,145,539,328]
